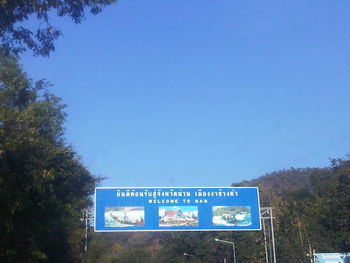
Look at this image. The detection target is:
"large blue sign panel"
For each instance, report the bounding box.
[95,187,261,232]
[315,253,350,263]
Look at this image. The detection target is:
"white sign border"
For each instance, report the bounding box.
[94,186,261,232]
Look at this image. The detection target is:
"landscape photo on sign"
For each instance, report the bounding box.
[159,206,198,227]
[212,206,252,226]
[104,207,145,227]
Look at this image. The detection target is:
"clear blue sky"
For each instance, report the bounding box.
[21,0,350,187]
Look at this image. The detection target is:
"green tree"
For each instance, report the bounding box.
[324,158,350,250]
[0,54,97,262]
[0,0,116,56]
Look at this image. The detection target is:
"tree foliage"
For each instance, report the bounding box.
[0,0,116,56]
[237,162,350,262]
[0,54,97,262]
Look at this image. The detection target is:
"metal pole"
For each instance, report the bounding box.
[262,218,269,263]
[268,216,273,263]
[233,243,237,263]
[270,208,277,263]
[84,210,88,263]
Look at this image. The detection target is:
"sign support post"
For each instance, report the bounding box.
[262,218,269,263]
[261,207,277,263]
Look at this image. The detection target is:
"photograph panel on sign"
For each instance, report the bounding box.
[212,206,252,226]
[104,207,145,227]
[159,206,198,227]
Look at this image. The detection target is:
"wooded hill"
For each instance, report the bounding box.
[88,158,350,263]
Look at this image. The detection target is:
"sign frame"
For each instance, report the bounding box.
[95,187,261,232]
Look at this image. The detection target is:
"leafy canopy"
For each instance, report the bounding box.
[0,54,97,262]
[0,0,116,56]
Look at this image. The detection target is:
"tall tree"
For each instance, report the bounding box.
[0,54,97,262]
[0,0,116,56]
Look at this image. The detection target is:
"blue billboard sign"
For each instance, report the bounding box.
[95,187,261,232]
[315,253,350,263]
